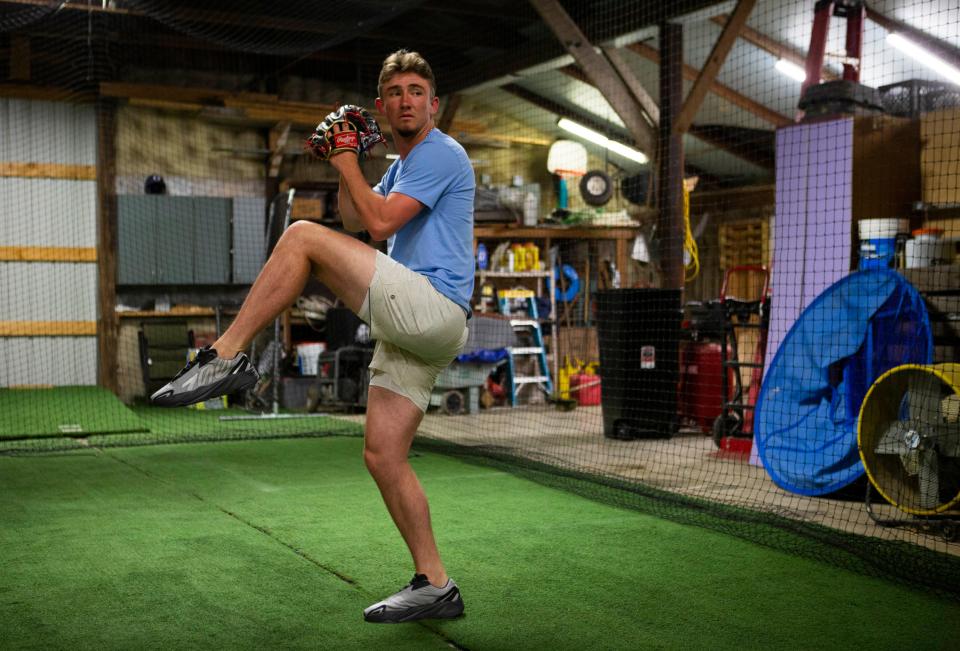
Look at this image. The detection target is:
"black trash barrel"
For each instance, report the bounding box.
[596,289,682,439]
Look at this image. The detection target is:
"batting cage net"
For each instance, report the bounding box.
[2,0,960,601]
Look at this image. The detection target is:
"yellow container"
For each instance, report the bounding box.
[524,242,540,271]
[511,244,527,271]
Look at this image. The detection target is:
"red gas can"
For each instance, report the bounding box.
[571,373,601,406]
[679,342,731,431]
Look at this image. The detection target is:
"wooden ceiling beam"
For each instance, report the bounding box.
[674,0,756,136]
[503,82,622,140]
[710,14,840,81]
[437,93,462,133]
[0,81,91,101]
[559,65,772,171]
[527,0,656,157]
[629,42,791,128]
[601,46,659,126]
[268,122,291,178]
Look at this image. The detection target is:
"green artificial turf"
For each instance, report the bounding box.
[0,402,363,452]
[0,387,148,438]
[2,436,959,650]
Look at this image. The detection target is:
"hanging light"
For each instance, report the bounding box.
[557,118,648,164]
[774,59,807,82]
[887,33,960,86]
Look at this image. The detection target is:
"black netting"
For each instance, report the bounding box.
[2,0,960,607]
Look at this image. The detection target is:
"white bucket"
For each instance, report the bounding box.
[858,219,908,270]
[296,342,326,376]
[906,229,954,268]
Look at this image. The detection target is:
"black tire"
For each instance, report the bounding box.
[941,523,958,543]
[441,390,465,415]
[712,413,742,448]
[579,170,613,206]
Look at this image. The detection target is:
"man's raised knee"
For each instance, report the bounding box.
[364,446,405,480]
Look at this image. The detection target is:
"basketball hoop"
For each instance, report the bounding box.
[547,141,587,210]
[547,141,587,181]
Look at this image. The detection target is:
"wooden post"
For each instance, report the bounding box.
[96,100,119,392]
[437,93,461,133]
[658,21,684,290]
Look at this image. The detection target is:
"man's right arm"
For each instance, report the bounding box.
[337,176,365,233]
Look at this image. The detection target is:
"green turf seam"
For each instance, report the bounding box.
[97,447,470,650]
[412,438,960,603]
[0,422,364,455]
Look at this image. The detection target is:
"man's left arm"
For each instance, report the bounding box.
[330,154,422,242]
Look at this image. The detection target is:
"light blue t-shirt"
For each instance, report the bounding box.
[373,129,475,313]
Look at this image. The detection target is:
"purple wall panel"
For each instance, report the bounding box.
[765,118,852,377]
[752,119,853,465]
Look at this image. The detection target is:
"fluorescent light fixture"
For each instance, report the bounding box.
[887,33,960,86]
[386,153,400,160]
[774,59,807,82]
[557,118,648,164]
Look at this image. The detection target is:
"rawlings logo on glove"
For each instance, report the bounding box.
[306,104,386,161]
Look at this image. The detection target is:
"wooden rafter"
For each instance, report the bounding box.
[629,42,791,128]
[674,0,757,136]
[559,65,773,170]
[100,81,546,147]
[502,83,625,144]
[710,14,840,81]
[437,93,462,133]
[268,122,291,179]
[527,0,657,157]
[601,46,659,126]
[503,83,729,181]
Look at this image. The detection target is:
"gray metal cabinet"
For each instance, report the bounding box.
[156,197,195,284]
[117,195,159,284]
[118,195,233,285]
[193,197,231,284]
[232,197,266,284]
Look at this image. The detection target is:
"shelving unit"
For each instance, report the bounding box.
[474,225,641,395]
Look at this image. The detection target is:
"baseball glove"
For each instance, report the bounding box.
[305,104,386,161]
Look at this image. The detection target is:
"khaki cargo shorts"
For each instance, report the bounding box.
[358,251,469,412]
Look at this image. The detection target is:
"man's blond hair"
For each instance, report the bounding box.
[378,49,436,98]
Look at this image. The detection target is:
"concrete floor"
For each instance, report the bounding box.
[335,404,959,556]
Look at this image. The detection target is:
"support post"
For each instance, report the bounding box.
[802,1,833,96]
[437,93,461,133]
[96,100,119,392]
[658,21,684,290]
[843,2,865,82]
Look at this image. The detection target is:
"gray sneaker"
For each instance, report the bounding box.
[363,574,464,623]
[150,347,259,407]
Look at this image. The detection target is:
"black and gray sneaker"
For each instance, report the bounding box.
[363,574,464,623]
[150,347,259,407]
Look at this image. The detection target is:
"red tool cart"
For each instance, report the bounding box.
[712,266,771,452]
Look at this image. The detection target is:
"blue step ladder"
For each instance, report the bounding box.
[498,290,553,406]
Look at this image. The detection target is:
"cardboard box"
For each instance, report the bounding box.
[921,108,960,206]
[853,115,921,219]
[290,197,326,220]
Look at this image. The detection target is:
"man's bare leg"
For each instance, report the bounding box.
[364,385,448,587]
[213,221,377,358]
